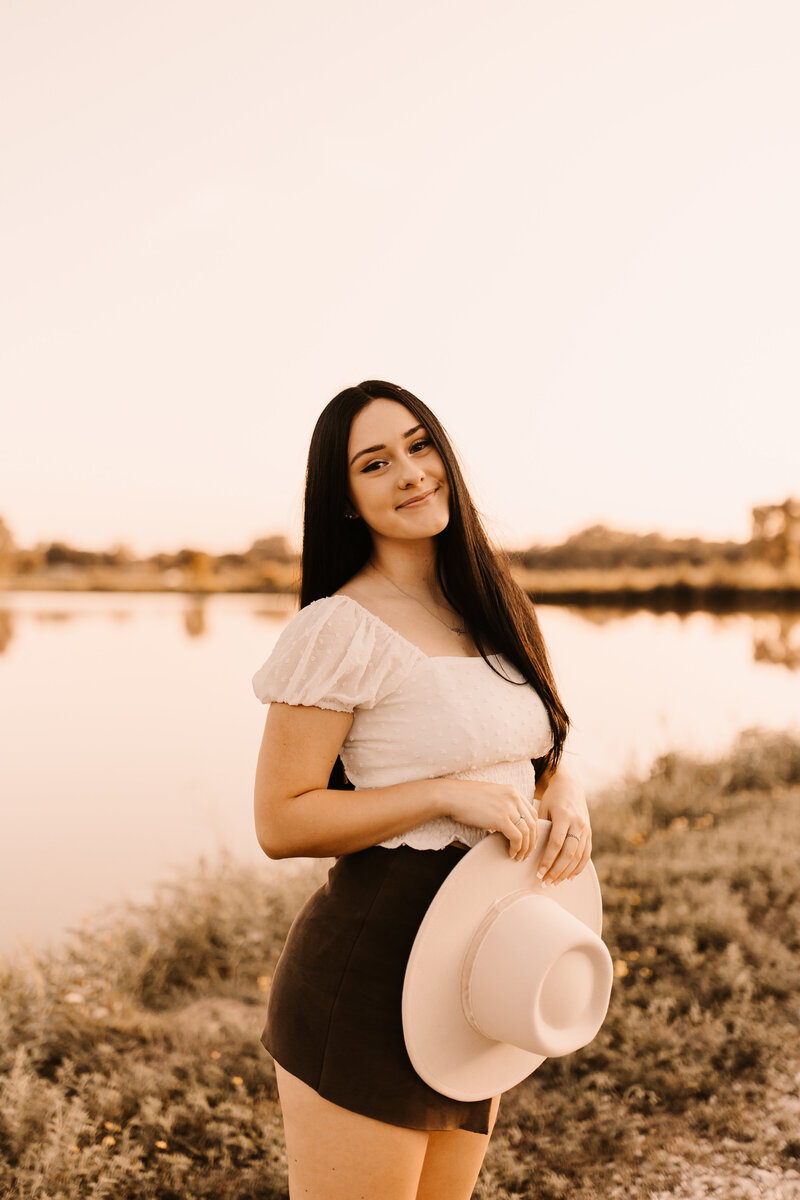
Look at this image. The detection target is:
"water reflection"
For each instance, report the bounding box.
[563,606,624,628]
[566,604,698,629]
[753,613,800,671]
[569,605,800,670]
[0,609,12,654]
[183,598,207,638]
[252,597,297,619]
[1,591,799,956]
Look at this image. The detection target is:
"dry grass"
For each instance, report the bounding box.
[1,730,799,1199]
[476,726,800,1198]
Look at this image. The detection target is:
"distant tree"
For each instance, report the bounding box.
[247,535,296,564]
[513,524,750,571]
[148,552,178,571]
[13,546,45,575]
[751,497,800,566]
[174,550,213,589]
[0,516,15,577]
[108,543,135,566]
[44,542,95,567]
[0,513,14,578]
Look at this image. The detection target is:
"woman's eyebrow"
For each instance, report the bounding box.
[349,424,425,466]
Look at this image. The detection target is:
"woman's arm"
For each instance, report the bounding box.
[533,762,592,884]
[254,702,539,861]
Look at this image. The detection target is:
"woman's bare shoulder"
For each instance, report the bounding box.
[335,564,379,597]
[333,570,383,607]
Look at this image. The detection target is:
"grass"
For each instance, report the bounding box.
[1,729,799,1199]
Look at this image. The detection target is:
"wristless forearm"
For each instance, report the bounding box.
[257,776,449,859]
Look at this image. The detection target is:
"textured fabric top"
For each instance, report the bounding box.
[252,594,553,851]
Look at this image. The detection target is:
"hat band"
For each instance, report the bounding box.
[460,891,613,1058]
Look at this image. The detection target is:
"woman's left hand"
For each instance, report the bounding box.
[535,769,592,886]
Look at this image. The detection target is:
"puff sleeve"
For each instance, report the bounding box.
[251,596,420,712]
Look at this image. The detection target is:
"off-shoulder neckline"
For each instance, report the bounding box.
[322,593,497,662]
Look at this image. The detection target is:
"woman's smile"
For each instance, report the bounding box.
[397,487,438,510]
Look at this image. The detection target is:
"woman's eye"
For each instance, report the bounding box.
[360,439,429,472]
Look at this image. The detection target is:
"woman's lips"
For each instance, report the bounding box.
[397,488,437,509]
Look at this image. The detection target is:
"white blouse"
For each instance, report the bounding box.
[251,594,553,851]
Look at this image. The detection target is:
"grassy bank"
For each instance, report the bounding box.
[511,561,800,610]
[2,730,799,1199]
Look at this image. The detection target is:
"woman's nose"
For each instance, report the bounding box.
[398,461,425,487]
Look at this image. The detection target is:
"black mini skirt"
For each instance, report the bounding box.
[261,843,494,1135]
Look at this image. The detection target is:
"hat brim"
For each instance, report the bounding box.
[402,823,604,1102]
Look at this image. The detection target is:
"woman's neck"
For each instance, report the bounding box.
[368,537,439,594]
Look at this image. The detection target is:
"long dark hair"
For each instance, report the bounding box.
[301,380,569,780]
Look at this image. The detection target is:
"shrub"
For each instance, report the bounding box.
[1,734,798,1198]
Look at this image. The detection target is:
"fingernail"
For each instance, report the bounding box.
[536,869,546,879]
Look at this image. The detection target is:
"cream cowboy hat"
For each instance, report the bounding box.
[402,821,613,1101]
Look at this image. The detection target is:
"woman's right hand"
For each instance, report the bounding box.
[438,778,538,861]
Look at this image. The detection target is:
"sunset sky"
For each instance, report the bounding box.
[2,0,798,555]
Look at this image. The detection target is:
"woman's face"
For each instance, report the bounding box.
[346,399,450,543]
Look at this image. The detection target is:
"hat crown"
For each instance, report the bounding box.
[461,892,613,1058]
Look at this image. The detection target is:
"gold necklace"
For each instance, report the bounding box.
[369,562,466,636]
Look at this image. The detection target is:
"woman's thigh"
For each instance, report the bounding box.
[415,1094,502,1200]
[275,1063,430,1200]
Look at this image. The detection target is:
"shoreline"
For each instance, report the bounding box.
[3,565,800,614]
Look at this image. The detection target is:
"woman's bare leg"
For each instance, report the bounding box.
[415,1095,502,1200]
[275,1063,430,1200]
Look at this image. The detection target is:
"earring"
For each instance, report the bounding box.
[344,511,359,520]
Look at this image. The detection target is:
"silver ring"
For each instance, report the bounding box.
[514,813,526,826]
[565,832,580,842]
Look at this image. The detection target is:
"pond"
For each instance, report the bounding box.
[1,591,798,957]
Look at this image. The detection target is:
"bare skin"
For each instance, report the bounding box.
[255,397,592,1198]
[275,1064,501,1200]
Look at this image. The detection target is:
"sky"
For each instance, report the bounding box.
[2,0,798,556]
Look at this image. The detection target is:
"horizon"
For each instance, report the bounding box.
[4,502,788,560]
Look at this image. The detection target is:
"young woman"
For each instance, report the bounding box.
[252,380,592,1200]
